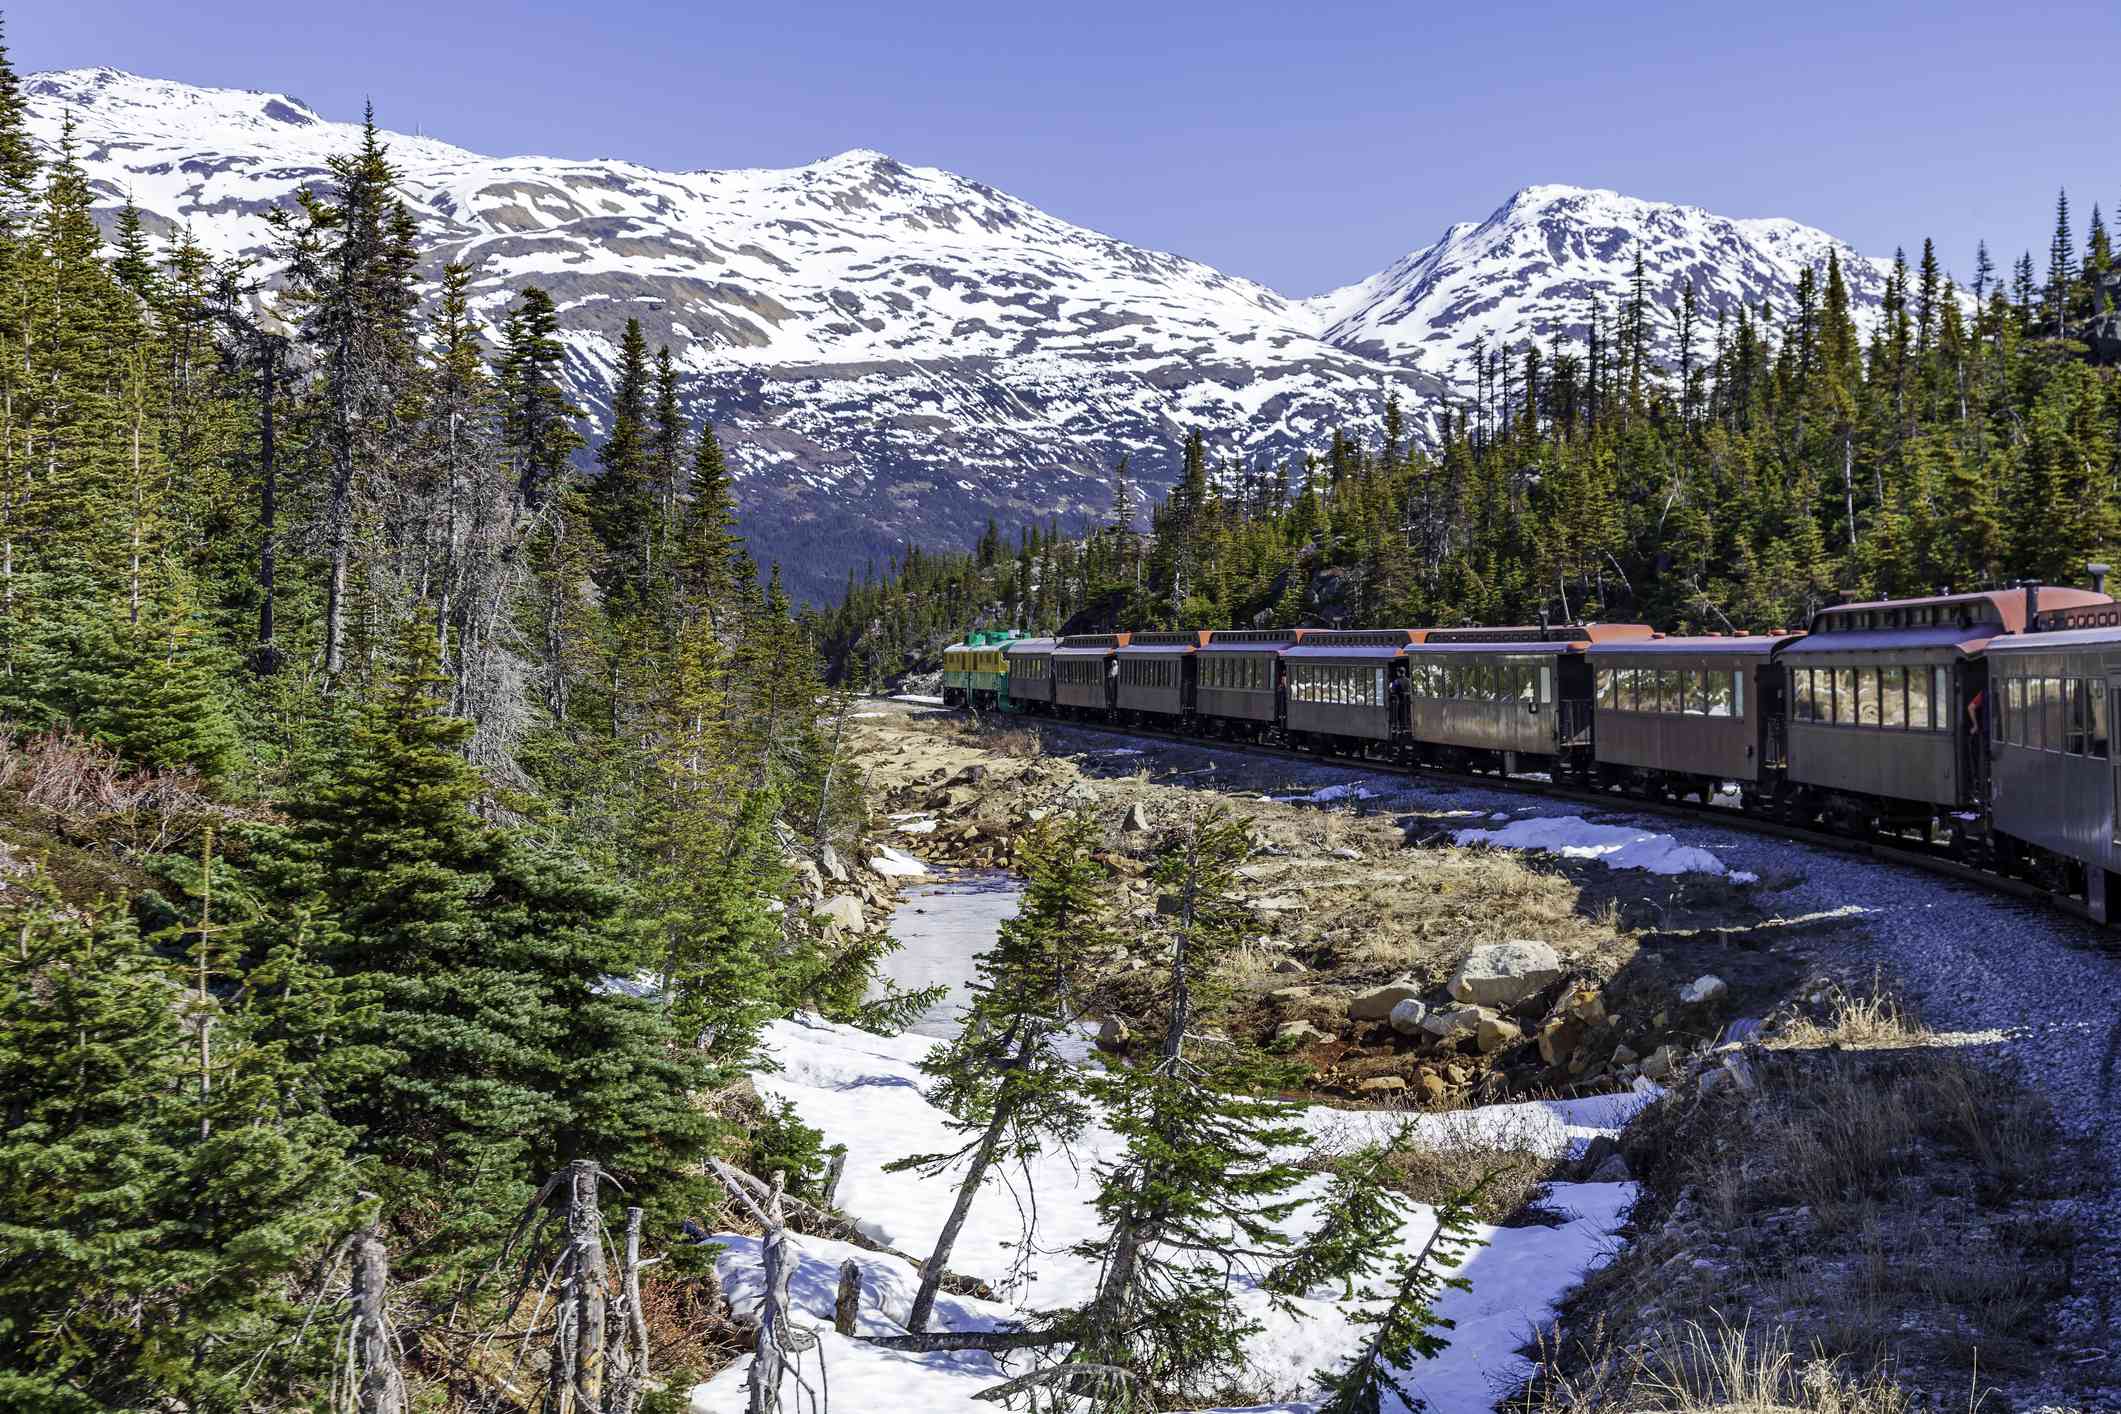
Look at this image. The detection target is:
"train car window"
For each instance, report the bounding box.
[1705,671,1728,716]
[1834,668,1857,725]
[1540,665,1554,705]
[1881,667,1906,729]
[2069,679,2089,755]
[2048,678,2070,752]
[1857,669,1880,726]
[2092,680,2110,759]
[1792,668,1812,721]
[1907,665,1930,732]
[1596,669,1613,709]
[1681,670,1702,714]
[2025,678,2043,749]
[2008,676,2026,745]
[1732,669,1745,717]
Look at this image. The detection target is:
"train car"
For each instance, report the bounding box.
[1781,586,2110,832]
[940,629,1022,708]
[1052,633,1129,718]
[1401,624,1652,776]
[1587,633,1800,804]
[1196,629,1301,739]
[1282,630,1425,748]
[1985,623,2120,917]
[1002,636,1058,714]
[1116,631,1210,722]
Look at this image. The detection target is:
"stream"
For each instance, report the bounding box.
[870,869,1021,1037]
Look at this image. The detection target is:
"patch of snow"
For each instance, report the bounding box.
[870,845,929,877]
[1453,815,1748,878]
[698,1012,1639,1411]
[891,693,947,706]
[1276,781,1380,804]
[897,818,939,835]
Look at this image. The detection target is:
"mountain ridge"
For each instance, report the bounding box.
[27,66,1901,599]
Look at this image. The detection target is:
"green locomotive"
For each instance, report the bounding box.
[940,628,1023,708]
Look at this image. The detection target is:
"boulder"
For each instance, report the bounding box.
[1421,1004,1486,1042]
[1448,940,1565,1008]
[1387,998,1429,1036]
[1679,975,1729,1007]
[1476,1015,1522,1054]
[1417,1069,1449,1103]
[814,895,865,933]
[819,845,850,884]
[792,859,825,898]
[1272,958,1308,975]
[1358,1075,1407,1095]
[1123,802,1152,832]
[1348,979,1425,1022]
[1096,1017,1131,1051]
[1588,1152,1633,1183]
[1273,1019,1330,1047]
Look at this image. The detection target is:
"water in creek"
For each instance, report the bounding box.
[873,870,1021,1038]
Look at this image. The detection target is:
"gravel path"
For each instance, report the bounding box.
[999,715,2121,1410]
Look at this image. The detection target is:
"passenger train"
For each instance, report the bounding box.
[941,570,2121,924]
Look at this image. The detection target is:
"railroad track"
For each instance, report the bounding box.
[937,703,2094,928]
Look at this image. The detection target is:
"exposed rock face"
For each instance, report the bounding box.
[1447,940,1565,1008]
[1679,975,1730,1006]
[814,895,865,932]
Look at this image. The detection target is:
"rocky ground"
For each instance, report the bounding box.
[813,699,2121,1413]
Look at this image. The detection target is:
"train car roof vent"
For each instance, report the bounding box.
[2089,562,2111,595]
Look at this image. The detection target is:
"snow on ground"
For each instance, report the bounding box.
[870,844,930,877]
[892,693,947,706]
[702,863,1645,1412]
[1274,781,1382,804]
[1452,814,1758,883]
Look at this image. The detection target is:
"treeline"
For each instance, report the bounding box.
[0,26,879,1409]
[823,199,2120,669]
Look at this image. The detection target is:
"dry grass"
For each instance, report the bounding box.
[1773,975,1929,1052]
[1302,1110,1564,1226]
[1519,1320,1930,1413]
[1538,1011,2073,1404]
[0,729,253,854]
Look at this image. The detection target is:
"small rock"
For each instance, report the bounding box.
[1639,1044,1683,1081]
[1123,802,1152,832]
[1387,998,1429,1036]
[1720,1017,1765,1044]
[1267,985,1315,1005]
[1679,975,1729,1006]
[1096,1017,1131,1051]
[1251,895,1302,913]
[1348,979,1425,1022]
[1273,1020,1329,1046]
[1358,1074,1407,1095]
[820,844,850,883]
[1448,940,1565,1008]
[1537,1016,1585,1066]
[1421,1004,1486,1042]
[1588,1153,1633,1183]
[1328,846,1362,861]
[1610,1043,1641,1067]
[1271,958,1308,975]
[1476,1015,1522,1054]
[1418,1069,1449,1102]
[1564,987,1607,1025]
[793,859,825,898]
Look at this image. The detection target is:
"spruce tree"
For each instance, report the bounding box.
[893,814,1108,1332]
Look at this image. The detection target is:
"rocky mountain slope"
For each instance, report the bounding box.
[29,67,1899,598]
[1307,183,1895,378]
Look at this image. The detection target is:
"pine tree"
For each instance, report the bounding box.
[892,814,1108,1333]
[1063,809,1309,1410]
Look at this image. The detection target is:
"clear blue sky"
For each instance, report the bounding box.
[20,0,2121,295]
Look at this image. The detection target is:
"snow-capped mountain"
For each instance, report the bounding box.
[1308,183,1894,378]
[28,68,1898,598]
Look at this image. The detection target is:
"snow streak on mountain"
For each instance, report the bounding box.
[29,68,1896,598]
